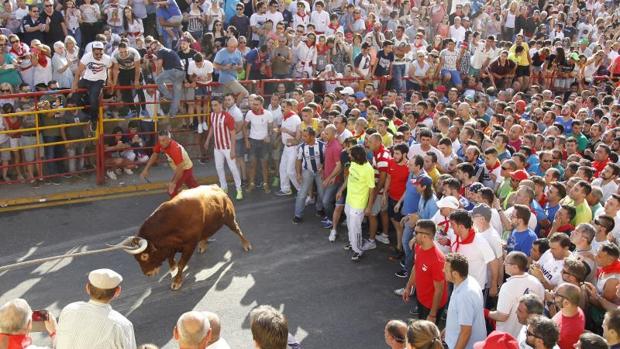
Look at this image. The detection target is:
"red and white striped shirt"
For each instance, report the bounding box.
[210,112,235,150]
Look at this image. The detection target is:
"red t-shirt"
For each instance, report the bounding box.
[414,244,448,310]
[552,308,585,349]
[387,159,409,201]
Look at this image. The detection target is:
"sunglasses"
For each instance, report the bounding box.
[10,40,19,44]
[32,10,39,12]
[1,89,11,92]
[45,4,53,7]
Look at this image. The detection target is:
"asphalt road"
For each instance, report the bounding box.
[0,190,411,348]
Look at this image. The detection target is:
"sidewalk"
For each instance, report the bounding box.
[0,162,219,210]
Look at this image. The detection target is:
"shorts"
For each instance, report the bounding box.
[515,65,530,78]
[388,197,403,221]
[235,138,247,157]
[195,86,209,96]
[9,137,21,149]
[221,80,248,96]
[468,67,481,77]
[21,135,37,162]
[181,87,195,102]
[531,65,543,73]
[440,69,462,86]
[336,189,346,206]
[0,140,10,161]
[370,193,387,216]
[249,138,269,160]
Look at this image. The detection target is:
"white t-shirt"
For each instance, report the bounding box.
[438,151,457,172]
[478,226,503,259]
[408,143,442,161]
[537,250,564,288]
[490,209,503,239]
[432,212,455,255]
[80,52,112,81]
[449,25,466,43]
[265,11,284,30]
[310,10,329,33]
[505,206,537,231]
[592,178,618,202]
[281,114,301,145]
[337,128,353,144]
[451,233,496,289]
[188,60,214,83]
[496,273,545,338]
[245,109,273,140]
[206,337,231,349]
[249,13,268,41]
[228,105,244,141]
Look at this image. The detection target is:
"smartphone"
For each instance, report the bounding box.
[32,310,49,322]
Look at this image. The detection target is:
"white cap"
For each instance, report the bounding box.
[436,196,459,210]
[341,86,354,95]
[88,268,123,289]
[92,41,104,50]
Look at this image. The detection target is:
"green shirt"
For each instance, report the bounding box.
[572,200,592,226]
[574,133,588,152]
[346,162,375,210]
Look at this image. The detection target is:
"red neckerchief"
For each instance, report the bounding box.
[283,111,296,121]
[328,22,339,31]
[597,259,620,278]
[593,159,609,177]
[537,193,547,208]
[253,108,264,115]
[557,224,574,234]
[486,160,500,172]
[452,228,476,252]
[10,43,27,57]
[0,333,32,348]
[297,11,306,19]
[437,216,451,246]
[355,130,365,139]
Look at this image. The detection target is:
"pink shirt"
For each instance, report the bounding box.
[323,139,342,181]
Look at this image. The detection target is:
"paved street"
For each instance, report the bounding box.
[0,190,411,348]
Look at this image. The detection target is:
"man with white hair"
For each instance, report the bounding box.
[0,298,57,348]
[204,312,230,349]
[173,311,212,349]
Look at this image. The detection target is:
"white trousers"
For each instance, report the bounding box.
[345,204,365,254]
[214,148,242,191]
[279,145,300,192]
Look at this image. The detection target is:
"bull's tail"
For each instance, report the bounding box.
[224,198,252,252]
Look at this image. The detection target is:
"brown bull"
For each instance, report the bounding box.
[129,185,252,290]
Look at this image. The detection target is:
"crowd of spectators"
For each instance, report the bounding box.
[0,0,620,347]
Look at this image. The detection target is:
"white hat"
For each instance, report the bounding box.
[341,86,354,95]
[436,196,459,210]
[88,268,123,289]
[92,41,104,50]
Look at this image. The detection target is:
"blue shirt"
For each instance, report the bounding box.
[155,0,181,19]
[418,195,438,220]
[531,200,547,235]
[507,229,537,256]
[498,149,511,161]
[545,203,560,223]
[445,276,487,349]
[402,171,425,215]
[224,0,240,23]
[156,48,183,71]
[213,48,243,83]
[527,154,540,175]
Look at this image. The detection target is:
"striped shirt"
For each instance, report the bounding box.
[297,140,325,173]
[210,112,235,149]
[372,145,392,182]
[56,300,137,349]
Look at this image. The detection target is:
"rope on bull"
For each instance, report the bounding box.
[0,237,146,273]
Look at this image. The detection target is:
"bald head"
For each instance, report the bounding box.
[226,37,238,51]
[325,124,337,140]
[556,283,581,306]
[175,311,211,349]
[0,299,32,334]
[203,312,221,344]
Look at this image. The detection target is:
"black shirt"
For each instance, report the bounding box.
[41,10,65,47]
[156,47,184,71]
[21,15,46,44]
[229,15,250,38]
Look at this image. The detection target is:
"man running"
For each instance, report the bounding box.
[141,130,198,198]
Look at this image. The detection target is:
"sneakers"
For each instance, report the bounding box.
[236,189,243,201]
[202,121,208,131]
[351,252,362,261]
[321,219,333,229]
[275,190,293,196]
[395,270,409,278]
[394,288,405,296]
[328,230,337,242]
[305,196,315,206]
[197,123,204,134]
[343,243,352,251]
[263,182,271,193]
[106,170,118,180]
[292,216,302,224]
[124,168,134,175]
[376,233,390,245]
[247,182,255,192]
[362,239,377,251]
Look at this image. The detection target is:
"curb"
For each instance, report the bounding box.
[0,175,220,211]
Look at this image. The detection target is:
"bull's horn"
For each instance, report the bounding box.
[125,237,148,255]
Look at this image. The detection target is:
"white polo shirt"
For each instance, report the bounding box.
[245,109,273,140]
[451,233,496,289]
[496,273,545,338]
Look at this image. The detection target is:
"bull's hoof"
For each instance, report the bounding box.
[198,241,208,254]
[170,267,179,278]
[243,242,253,252]
[171,280,183,290]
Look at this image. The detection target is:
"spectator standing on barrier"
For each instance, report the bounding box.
[56,268,136,349]
[0,298,58,349]
[205,98,243,200]
[150,39,184,118]
[244,95,273,193]
[213,37,248,105]
[141,130,198,198]
[71,41,112,130]
[111,41,145,118]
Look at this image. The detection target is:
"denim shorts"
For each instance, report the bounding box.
[441,69,462,86]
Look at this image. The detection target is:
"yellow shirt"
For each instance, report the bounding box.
[509,42,530,67]
[301,118,320,132]
[428,167,440,186]
[381,132,393,148]
[346,162,376,210]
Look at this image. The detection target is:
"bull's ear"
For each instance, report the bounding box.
[140,253,149,261]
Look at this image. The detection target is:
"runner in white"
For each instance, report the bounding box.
[276,99,302,196]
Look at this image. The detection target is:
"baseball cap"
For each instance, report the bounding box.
[510,169,529,182]
[92,41,104,50]
[472,203,492,222]
[88,268,123,289]
[469,182,484,194]
[341,86,355,95]
[437,196,460,210]
[412,175,433,187]
[474,331,518,349]
[435,85,447,93]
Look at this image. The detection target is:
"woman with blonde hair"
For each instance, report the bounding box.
[406,320,443,349]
